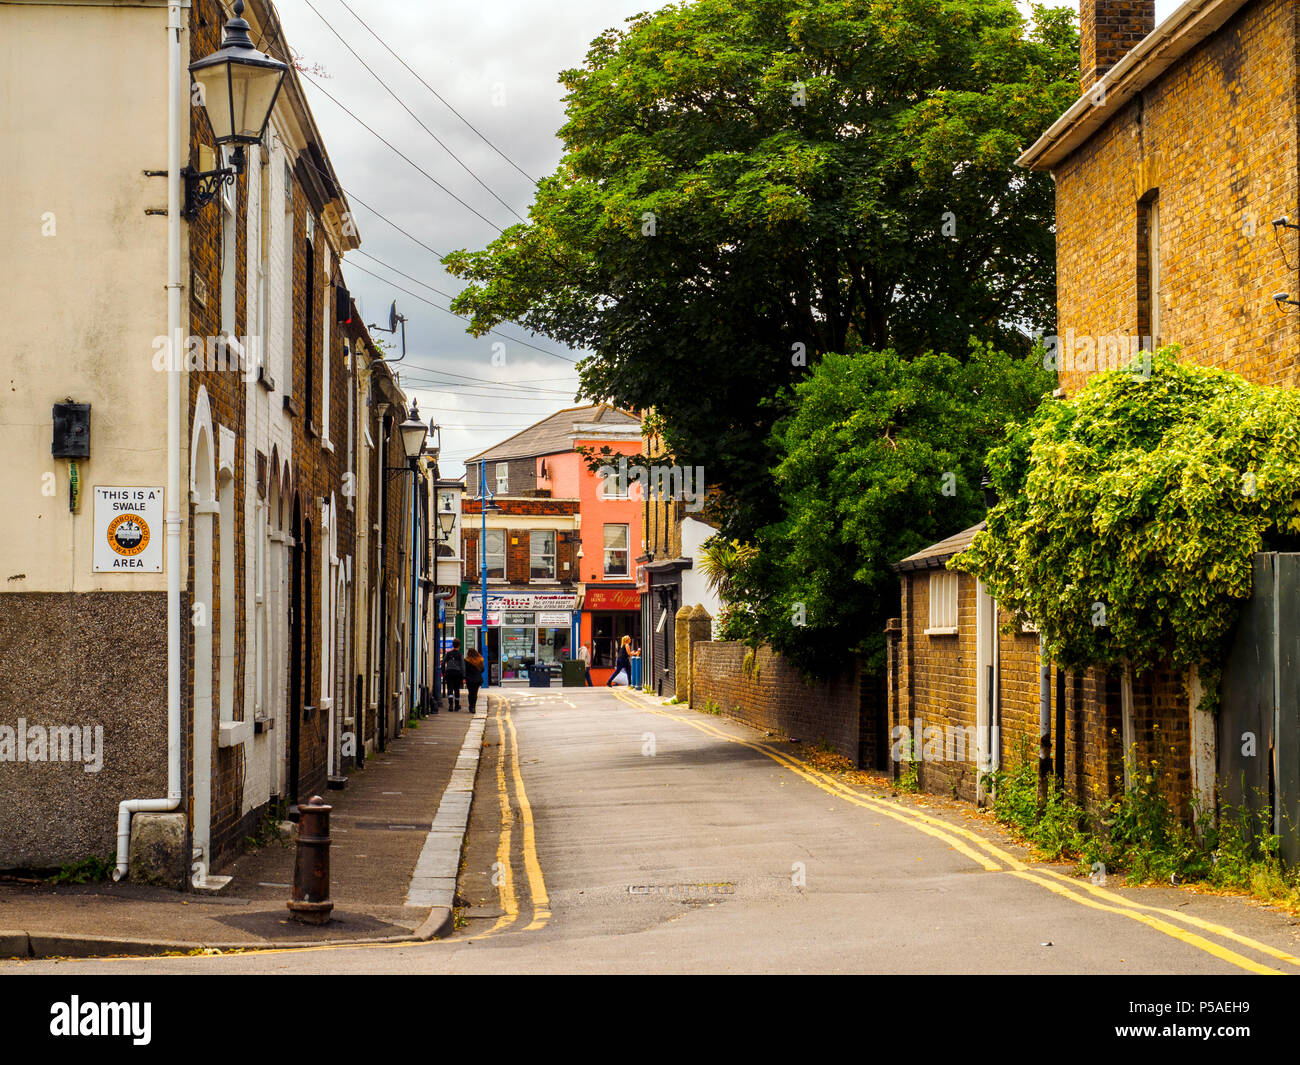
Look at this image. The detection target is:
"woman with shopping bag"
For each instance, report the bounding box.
[606,635,633,687]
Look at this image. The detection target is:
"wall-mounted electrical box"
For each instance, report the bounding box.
[52,402,91,459]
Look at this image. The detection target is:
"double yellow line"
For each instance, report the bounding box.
[484,694,550,937]
[613,690,1300,975]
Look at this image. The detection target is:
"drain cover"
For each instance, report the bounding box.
[628,882,735,898]
[352,821,432,831]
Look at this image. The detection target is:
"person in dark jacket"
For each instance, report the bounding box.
[606,636,632,687]
[464,646,485,714]
[442,640,465,711]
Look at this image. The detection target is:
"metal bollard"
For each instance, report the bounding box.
[287,795,333,924]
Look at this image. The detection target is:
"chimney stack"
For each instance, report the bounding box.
[1080,1,1156,92]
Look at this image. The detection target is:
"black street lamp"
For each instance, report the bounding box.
[398,402,430,462]
[384,402,428,722]
[431,490,456,711]
[185,0,287,219]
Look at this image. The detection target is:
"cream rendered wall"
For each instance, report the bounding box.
[0,1,176,594]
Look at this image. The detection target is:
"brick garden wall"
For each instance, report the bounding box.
[689,642,871,766]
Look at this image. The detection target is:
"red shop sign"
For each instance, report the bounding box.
[585,588,640,611]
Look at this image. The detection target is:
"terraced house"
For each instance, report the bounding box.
[0,0,427,887]
[889,0,1300,846]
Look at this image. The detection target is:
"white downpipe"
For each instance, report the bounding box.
[114,2,187,880]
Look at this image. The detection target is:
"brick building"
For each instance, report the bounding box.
[887,526,1116,808]
[636,424,722,698]
[0,0,424,884]
[888,0,1298,818]
[461,405,642,684]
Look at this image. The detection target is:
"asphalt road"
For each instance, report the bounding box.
[7,687,1300,975]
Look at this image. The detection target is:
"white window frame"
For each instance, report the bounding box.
[1148,198,1161,347]
[220,168,237,339]
[530,530,556,581]
[926,570,959,635]
[603,523,630,577]
[484,528,506,580]
[321,259,332,447]
[495,462,509,495]
[598,467,629,500]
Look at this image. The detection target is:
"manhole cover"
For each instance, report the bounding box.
[627,883,735,898]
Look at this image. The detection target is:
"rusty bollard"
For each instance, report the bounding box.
[287,795,333,925]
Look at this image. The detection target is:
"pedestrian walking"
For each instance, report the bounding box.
[464,646,485,714]
[577,641,594,686]
[442,639,465,711]
[606,635,633,687]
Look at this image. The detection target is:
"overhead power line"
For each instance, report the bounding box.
[337,0,539,186]
[344,258,578,364]
[298,69,510,233]
[301,0,526,223]
[396,375,578,398]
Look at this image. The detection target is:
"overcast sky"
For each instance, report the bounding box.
[272,0,1184,478]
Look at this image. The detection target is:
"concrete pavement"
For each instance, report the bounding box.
[0,707,480,958]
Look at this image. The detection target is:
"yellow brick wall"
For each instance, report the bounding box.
[1056,0,1299,395]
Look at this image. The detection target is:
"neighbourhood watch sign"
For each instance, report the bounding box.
[93,487,163,572]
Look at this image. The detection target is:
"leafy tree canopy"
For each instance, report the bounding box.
[444,0,1079,537]
[721,342,1052,674]
[953,350,1300,707]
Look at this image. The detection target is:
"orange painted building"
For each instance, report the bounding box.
[462,405,643,685]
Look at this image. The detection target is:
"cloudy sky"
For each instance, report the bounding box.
[270,0,1184,478]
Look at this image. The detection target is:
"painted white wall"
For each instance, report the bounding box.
[0,2,173,593]
[680,517,723,634]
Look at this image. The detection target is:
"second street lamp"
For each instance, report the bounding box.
[385,403,428,724]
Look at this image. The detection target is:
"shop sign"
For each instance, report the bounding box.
[585,588,640,611]
[537,611,570,627]
[464,591,577,612]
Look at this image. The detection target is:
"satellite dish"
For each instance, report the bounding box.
[388,301,399,334]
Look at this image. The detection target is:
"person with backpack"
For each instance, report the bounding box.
[442,639,465,711]
[464,645,485,714]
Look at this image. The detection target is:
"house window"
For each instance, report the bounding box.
[303,230,315,424]
[603,524,629,577]
[530,530,556,580]
[495,462,509,495]
[322,257,332,444]
[926,570,958,634]
[220,164,236,338]
[484,528,505,579]
[1138,192,1161,348]
[256,147,270,377]
[599,466,628,500]
[281,154,294,396]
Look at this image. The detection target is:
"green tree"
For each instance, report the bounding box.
[741,342,1052,674]
[444,0,1079,538]
[953,350,1300,708]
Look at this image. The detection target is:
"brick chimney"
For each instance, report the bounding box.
[1080,1,1155,92]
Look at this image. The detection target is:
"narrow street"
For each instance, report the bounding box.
[10,689,1299,976]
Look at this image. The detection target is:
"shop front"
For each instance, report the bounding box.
[581,586,642,685]
[641,559,689,697]
[464,591,577,683]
